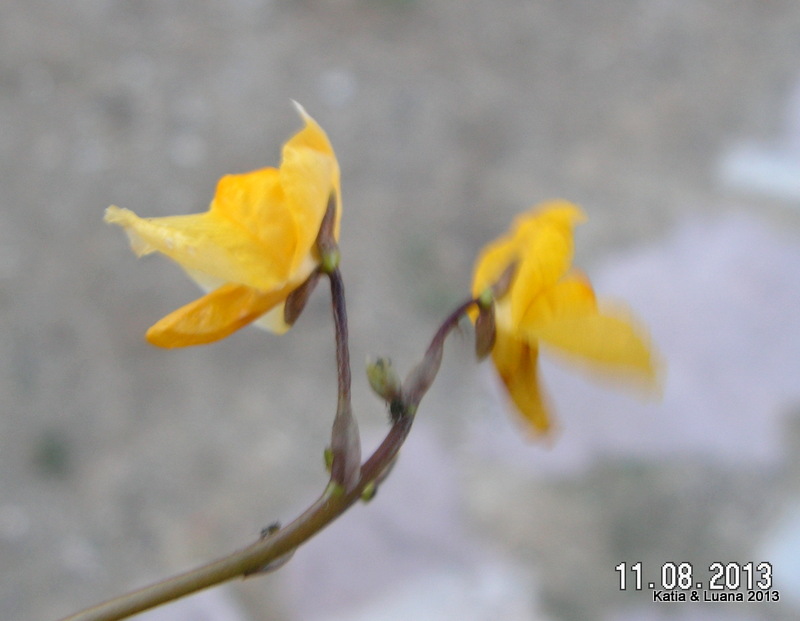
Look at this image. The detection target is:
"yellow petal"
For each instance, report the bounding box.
[509,202,586,326]
[472,227,519,297]
[253,303,292,335]
[491,329,553,434]
[145,282,294,348]
[212,105,340,277]
[290,102,337,157]
[519,271,598,327]
[106,105,342,348]
[104,105,340,294]
[471,202,586,320]
[209,167,298,276]
[527,309,659,387]
[283,104,341,272]
[104,204,294,291]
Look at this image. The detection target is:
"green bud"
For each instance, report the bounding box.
[323,446,334,472]
[477,288,494,310]
[325,480,345,498]
[360,481,377,502]
[316,193,340,274]
[320,247,340,274]
[366,356,402,403]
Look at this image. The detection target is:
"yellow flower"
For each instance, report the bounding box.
[105,103,340,347]
[472,201,659,435]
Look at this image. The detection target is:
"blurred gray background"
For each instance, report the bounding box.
[2,1,800,620]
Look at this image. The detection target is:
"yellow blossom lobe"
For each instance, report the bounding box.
[471,202,659,435]
[105,103,340,347]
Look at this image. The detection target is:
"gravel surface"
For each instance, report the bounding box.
[2,2,800,620]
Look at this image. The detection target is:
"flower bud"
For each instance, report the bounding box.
[477,288,494,310]
[365,356,402,403]
[316,193,340,273]
[320,247,340,274]
[360,481,377,502]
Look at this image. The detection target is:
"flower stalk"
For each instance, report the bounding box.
[59,286,479,621]
[326,266,361,493]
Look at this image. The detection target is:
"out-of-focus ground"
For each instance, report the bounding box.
[1,2,800,620]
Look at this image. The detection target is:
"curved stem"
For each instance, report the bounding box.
[59,418,411,621]
[327,267,361,491]
[59,296,476,621]
[329,268,351,409]
[429,297,477,358]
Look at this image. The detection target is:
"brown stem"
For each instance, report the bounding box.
[400,297,477,411]
[327,267,360,491]
[429,297,477,357]
[58,418,411,621]
[58,297,477,621]
[329,268,351,411]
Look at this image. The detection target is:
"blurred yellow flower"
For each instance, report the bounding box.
[472,201,659,435]
[105,103,340,347]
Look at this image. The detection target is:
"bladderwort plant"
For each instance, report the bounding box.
[62,104,659,621]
